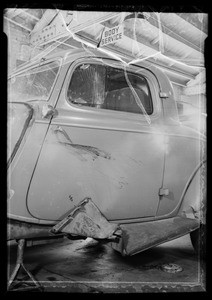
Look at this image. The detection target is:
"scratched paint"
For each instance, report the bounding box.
[58,142,111,161]
[54,126,111,161]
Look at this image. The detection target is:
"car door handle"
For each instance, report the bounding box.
[53,126,73,144]
[42,104,57,119]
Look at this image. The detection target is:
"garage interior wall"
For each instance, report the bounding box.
[4,9,207,119]
[4,21,29,71]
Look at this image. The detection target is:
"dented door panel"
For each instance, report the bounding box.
[27,116,165,221]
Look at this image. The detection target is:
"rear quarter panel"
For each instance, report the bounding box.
[8,122,49,221]
[157,125,204,217]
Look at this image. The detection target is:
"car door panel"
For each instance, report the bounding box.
[26,109,166,221]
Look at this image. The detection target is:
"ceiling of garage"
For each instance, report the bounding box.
[4,9,208,86]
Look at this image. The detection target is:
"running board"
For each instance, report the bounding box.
[110,216,200,256]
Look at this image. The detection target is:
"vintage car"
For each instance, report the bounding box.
[7,48,206,258]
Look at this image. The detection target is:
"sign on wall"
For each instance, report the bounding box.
[100,25,123,47]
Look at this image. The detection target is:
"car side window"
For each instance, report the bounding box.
[67,63,153,115]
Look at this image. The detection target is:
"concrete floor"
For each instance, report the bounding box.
[7,234,206,293]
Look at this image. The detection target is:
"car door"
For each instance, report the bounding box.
[26,57,165,222]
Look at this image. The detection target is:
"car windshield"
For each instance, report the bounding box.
[8,61,60,102]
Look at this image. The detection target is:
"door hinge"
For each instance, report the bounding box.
[159,92,169,98]
[159,188,169,196]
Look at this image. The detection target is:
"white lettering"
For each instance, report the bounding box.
[101,26,123,46]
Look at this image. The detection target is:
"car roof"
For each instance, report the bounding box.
[9,48,123,75]
[9,47,158,76]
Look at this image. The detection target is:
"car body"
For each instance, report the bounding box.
[7,48,206,256]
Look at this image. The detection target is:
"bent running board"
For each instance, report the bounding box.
[51,197,121,240]
[51,198,199,257]
[110,216,200,256]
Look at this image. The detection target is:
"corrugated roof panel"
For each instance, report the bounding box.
[160,13,207,51]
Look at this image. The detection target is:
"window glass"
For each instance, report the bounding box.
[8,61,60,102]
[67,63,153,115]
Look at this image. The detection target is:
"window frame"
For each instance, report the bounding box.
[65,57,162,121]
